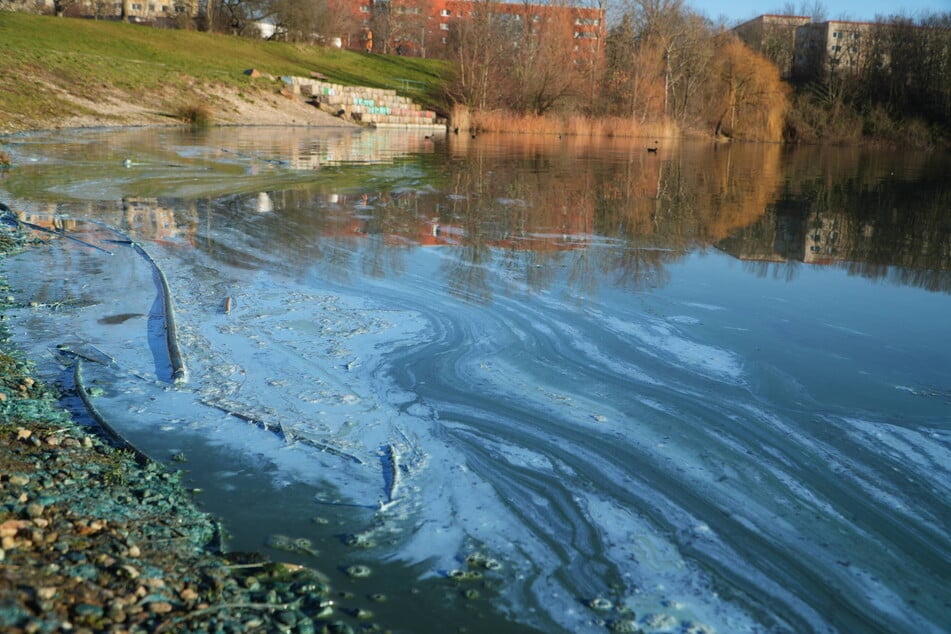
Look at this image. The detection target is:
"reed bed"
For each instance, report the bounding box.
[468,110,678,139]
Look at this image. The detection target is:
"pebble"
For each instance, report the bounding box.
[73,603,104,618]
[180,587,199,602]
[9,474,30,486]
[147,601,173,614]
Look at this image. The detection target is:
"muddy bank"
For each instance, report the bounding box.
[0,227,381,633]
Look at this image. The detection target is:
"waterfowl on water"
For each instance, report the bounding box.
[647,141,659,153]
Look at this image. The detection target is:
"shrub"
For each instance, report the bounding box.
[176,103,214,128]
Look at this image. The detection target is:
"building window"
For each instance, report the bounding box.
[440,9,450,16]
[575,18,599,26]
[360,5,369,11]
[832,31,840,38]
[439,22,449,30]
[148,3,155,11]
[132,3,142,10]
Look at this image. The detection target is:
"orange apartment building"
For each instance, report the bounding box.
[342,0,605,62]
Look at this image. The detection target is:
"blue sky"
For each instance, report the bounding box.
[688,0,949,24]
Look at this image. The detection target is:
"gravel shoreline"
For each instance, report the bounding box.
[0,201,381,632]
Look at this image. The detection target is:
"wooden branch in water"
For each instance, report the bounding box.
[132,241,188,385]
[78,218,188,386]
[73,358,152,464]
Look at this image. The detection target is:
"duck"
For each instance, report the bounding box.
[647,141,659,153]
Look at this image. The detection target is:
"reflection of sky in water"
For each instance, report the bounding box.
[1,129,949,634]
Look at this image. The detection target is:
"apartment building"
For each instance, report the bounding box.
[792,20,873,82]
[348,0,604,61]
[6,0,197,21]
[733,14,811,79]
[733,14,876,82]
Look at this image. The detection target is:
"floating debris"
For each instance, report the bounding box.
[73,359,151,463]
[607,618,640,633]
[345,564,372,579]
[587,597,613,611]
[642,613,679,630]
[265,534,318,556]
[344,531,376,549]
[465,551,502,571]
[379,443,401,510]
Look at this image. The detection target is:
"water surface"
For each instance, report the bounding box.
[1,127,949,634]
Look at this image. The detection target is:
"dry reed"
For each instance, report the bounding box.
[176,102,214,128]
[0,150,12,166]
[468,110,677,140]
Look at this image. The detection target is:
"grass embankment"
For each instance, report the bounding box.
[0,11,451,132]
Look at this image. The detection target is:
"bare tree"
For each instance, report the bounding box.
[446,1,508,110]
[366,0,430,54]
[504,0,581,114]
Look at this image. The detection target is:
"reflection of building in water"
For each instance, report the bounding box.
[718,204,951,293]
[326,190,594,252]
[279,132,437,169]
[121,198,181,241]
[11,198,198,244]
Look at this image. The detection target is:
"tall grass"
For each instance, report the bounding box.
[468,110,678,139]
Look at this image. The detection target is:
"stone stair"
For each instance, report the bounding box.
[281,76,441,129]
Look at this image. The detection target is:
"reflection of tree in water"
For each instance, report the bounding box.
[359,191,411,280]
[591,144,784,291]
[187,139,947,299]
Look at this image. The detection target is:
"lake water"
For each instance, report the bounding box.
[1,127,949,634]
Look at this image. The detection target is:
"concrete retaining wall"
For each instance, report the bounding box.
[282,76,439,127]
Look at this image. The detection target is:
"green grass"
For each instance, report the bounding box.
[0,11,451,130]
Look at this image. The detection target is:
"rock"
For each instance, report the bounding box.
[26,503,45,518]
[73,603,104,618]
[8,474,29,486]
[147,601,173,614]
[179,587,199,602]
[0,519,27,537]
[145,577,166,589]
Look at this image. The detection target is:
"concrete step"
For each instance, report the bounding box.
[282,76,439,128]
